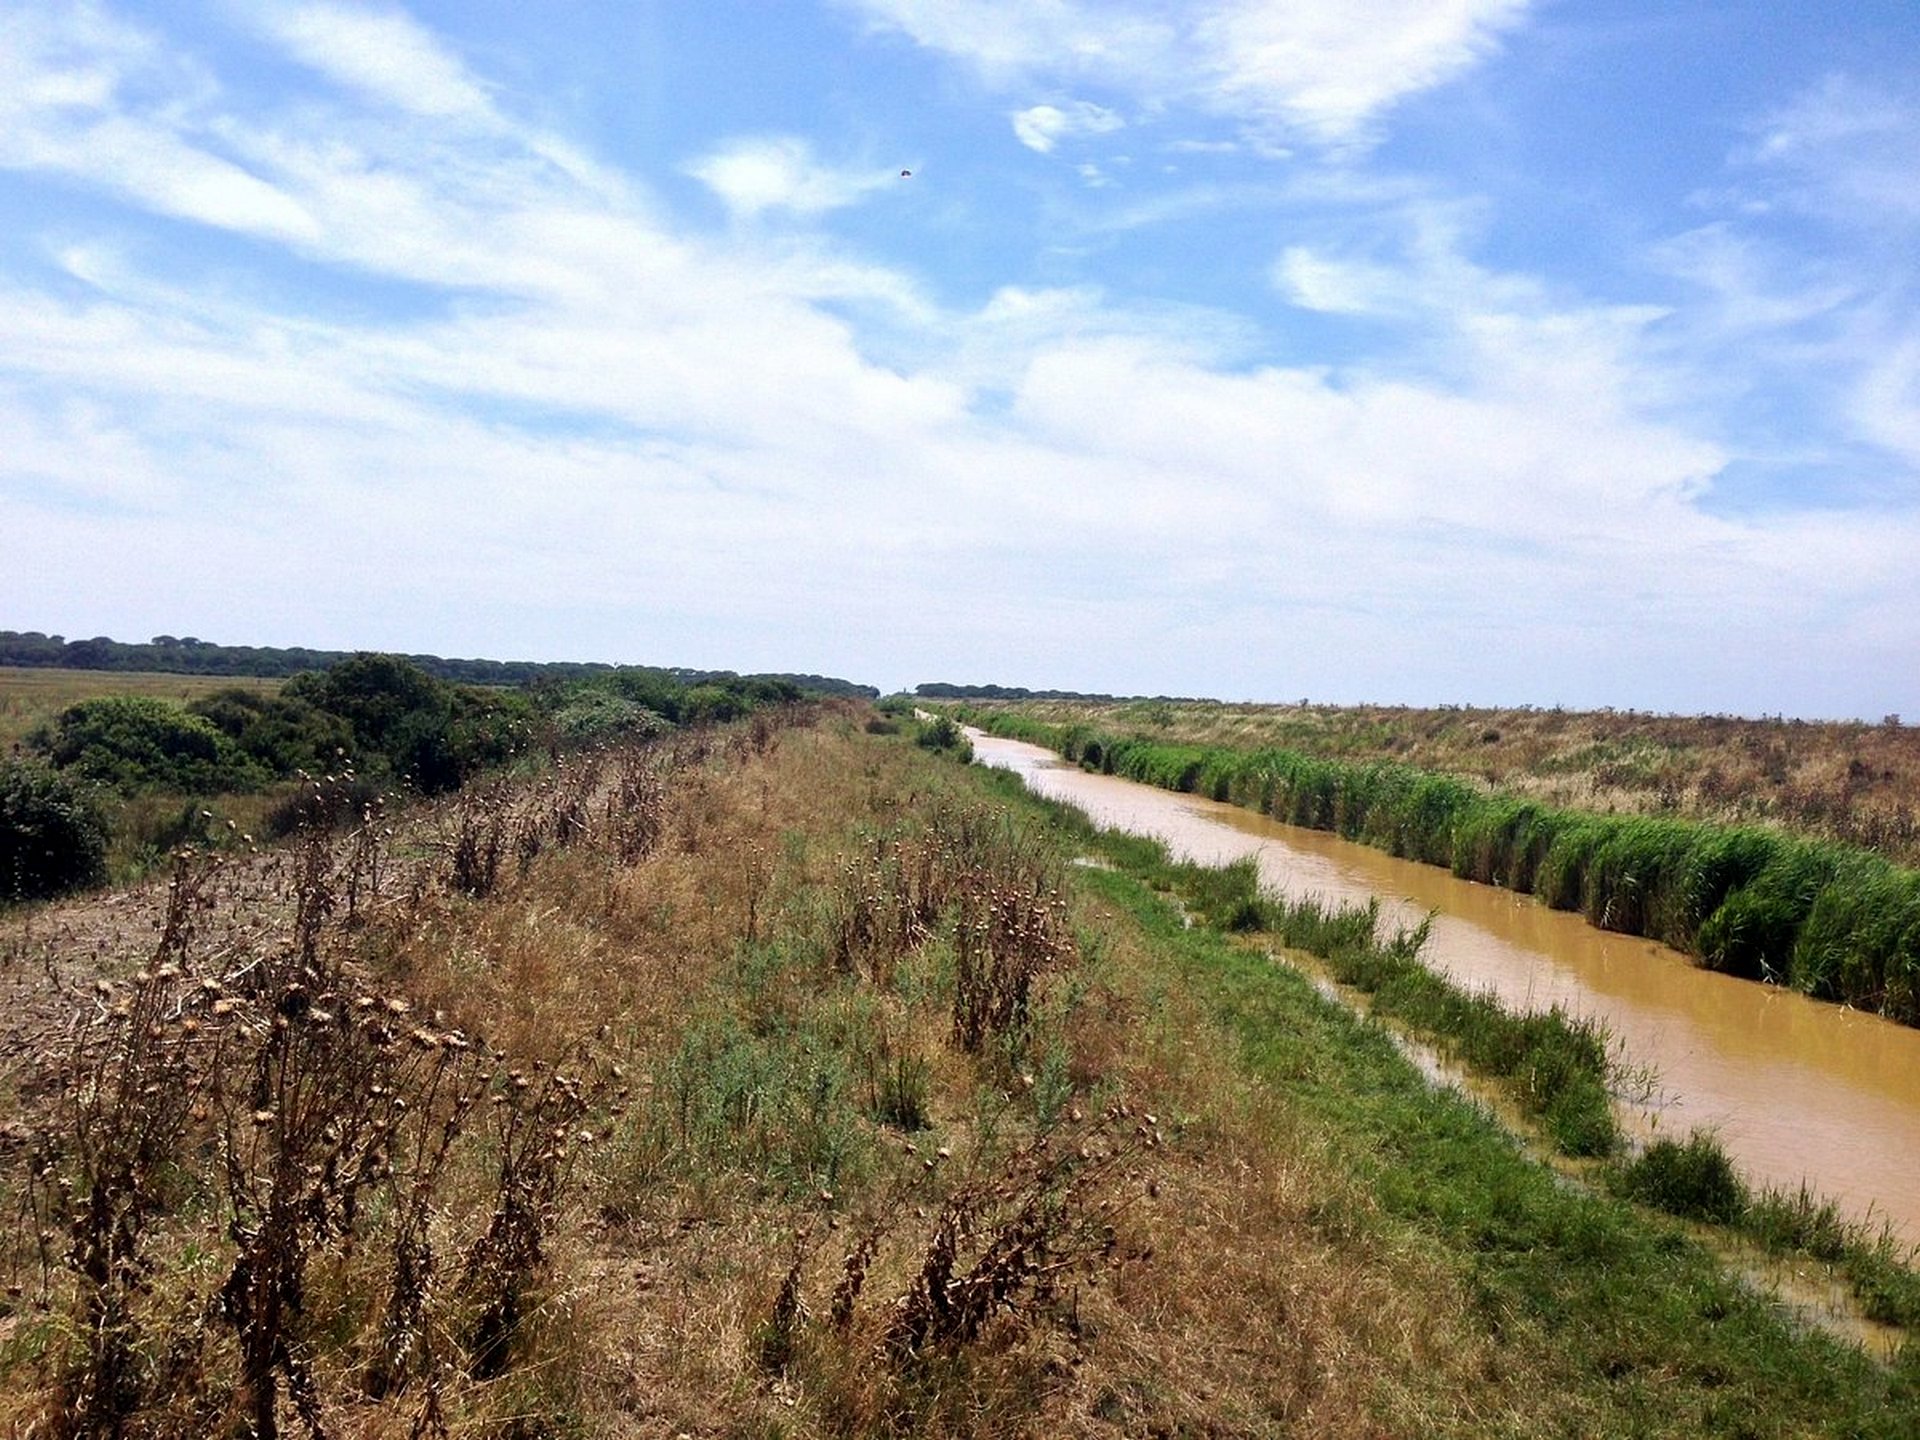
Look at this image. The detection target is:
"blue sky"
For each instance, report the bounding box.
[2,2,1916,716]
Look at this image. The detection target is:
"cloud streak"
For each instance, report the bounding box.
[0,4,1914,715]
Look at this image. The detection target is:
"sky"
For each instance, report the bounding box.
[2,2,1917,717]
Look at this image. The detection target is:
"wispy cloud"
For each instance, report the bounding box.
[253,2,499,124]
[1745,74,1920,226]
[849,0,1532,145]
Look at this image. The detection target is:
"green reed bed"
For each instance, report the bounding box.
[959,709,1920,1027]
[1616,1132,1920,1329]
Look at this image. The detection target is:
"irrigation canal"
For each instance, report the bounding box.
[969,728,1920,1242]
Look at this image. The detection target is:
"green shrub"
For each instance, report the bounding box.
[288,655,532,793]
[35,695,269,794]
[549,690,669,745]
[187,688,354,776]
[1618,1133,1748,1224]
[1,759,110,901]
[915,716,972,761]
[286,653,447,755]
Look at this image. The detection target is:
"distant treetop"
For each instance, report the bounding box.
[0,630,877,697]
[913,682,1206,703]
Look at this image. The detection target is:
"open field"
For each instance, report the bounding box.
[0,667,281,753]
[958,699,1920,864]
[0,707,1913,1435]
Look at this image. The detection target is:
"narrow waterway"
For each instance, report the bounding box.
[972,729,1920,1241]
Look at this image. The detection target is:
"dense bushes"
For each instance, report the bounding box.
[188,687,356,775]
[35,695,271,795]
[286,654,534,793]
[965,711,1920,1026]
[7,656,814,903]
[0,761,109,900]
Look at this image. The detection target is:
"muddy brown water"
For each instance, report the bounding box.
[972,730,1920,1242]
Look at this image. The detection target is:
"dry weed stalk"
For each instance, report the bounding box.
[4,810,598,1436]
[461,1052,610,1380]
[607,745,668,865]
[765,1101,1156,1405]
[440,788,511,900]
[951,871,1075,1055]
[886,1103,1152,1355]
[24,853,235,1434]
[829,835,941,984]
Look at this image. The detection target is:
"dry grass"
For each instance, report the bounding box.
[0,705,1901,1436]
[0,668,281,753]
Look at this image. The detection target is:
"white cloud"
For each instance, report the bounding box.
[1273,245,1410,314]
[685,135,893,217]
[850,0,1532,145]
[255,2,498,123]
[1854,339,1920,467]
[1648,224,1855,334]
[1010,100,1124,153]
[1195,0,1530,143]
[1,5,1915,714]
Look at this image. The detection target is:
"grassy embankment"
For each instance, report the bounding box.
[1110,840,1920,1340]
[953,707,1920,1030]
[957,697,1920,863]
[0,707,1915,1435]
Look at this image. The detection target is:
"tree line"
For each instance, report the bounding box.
[0,630,877,697]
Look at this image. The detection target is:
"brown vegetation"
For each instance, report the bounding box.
[0,705,1907,1436]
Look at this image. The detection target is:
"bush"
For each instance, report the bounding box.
[35,695,269,794]
[0,760,110,901]
[1618,1133,1748,1224]
[285,653,448,756]
[915,716,972,761]
[288,655,532,793]
[549,690,669,745]
[187,687,354,776]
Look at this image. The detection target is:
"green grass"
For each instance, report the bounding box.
[1105,849,1621,1159]
[1072,858,1920,1435]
